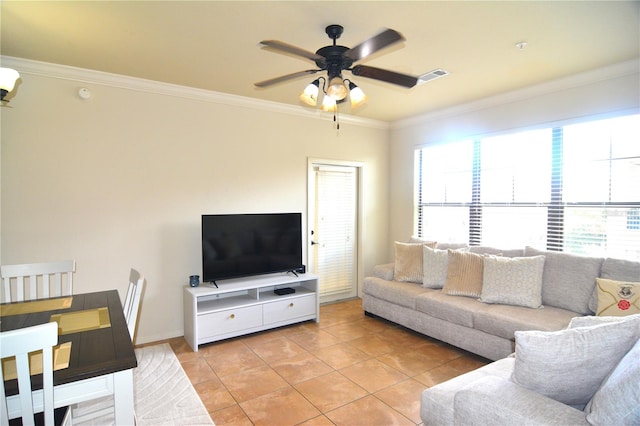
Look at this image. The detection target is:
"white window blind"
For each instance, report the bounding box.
[559,115,640,259]
[416,113,640,260]
[314,166,357,296]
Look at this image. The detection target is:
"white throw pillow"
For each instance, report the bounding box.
[422,246,449,289]
[480,255,545,308]
[585,337,640,425]
[569,313,640,329]
[511,315,640,408]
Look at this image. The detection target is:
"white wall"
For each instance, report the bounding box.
[388,60,640,254]
[0,61,390,344]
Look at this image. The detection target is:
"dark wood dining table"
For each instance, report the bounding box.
[1,290,137,424]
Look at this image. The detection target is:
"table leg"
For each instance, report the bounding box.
[113,369,135,425]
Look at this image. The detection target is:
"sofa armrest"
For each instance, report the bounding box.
[372,263,395,281]
[453,377,588,426]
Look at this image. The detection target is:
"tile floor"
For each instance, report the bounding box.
[161,298,489,425]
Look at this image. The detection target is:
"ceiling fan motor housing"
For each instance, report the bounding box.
[314,25,352,78]
[315,45,352,77]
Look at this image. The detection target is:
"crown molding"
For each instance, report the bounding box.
[0,56,389,130]
[392,59,640,130]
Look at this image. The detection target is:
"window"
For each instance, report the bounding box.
[416,114,640,260]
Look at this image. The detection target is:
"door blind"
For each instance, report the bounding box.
[315,166,357,296]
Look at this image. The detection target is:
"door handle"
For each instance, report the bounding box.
[311,240,318,245]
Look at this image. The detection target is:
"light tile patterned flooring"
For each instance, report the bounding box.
[161,298,489,425]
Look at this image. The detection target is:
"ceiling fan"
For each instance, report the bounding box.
[255,25,418,110]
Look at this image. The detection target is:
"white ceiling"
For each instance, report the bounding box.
[1,1,638,122]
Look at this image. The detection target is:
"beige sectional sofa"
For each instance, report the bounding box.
[362,243,640,361]
[364,242,640,425]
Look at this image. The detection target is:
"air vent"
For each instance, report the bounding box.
[417,69,449,85]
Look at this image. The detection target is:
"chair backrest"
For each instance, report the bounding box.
[123,268,145,342]
[0,260,76,303]
[0,322,58,426]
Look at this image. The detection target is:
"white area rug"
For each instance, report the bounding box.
[73,343,214,425]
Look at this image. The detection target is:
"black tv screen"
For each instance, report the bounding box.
[202,213,303,283]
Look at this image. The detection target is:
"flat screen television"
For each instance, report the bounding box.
[202,213,303,284]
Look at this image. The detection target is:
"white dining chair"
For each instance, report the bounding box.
[0,322,66,426]
[66,269,145,425]
[0,260,76,303]
[123,269,146,341]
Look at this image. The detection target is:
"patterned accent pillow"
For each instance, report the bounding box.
[511,315,640,408]
[596,278,640,316]
[422,246,449,289]
[442,250,484,297]
[480,255,545,308]
[394,241,436,283]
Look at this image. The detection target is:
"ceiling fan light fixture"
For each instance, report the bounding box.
[0,67,20,101]
[347,81,367,108]
[321,95,337,111]
[326,76,348,100]
[300,78,321,106]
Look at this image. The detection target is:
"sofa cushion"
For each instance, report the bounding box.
[372,263,395,281]
[421,357,514,426]
[362,276,431,309]
[394,241,436,283]
[442,250,484,298]
[585,337,640,426]
[588,257,640,312]
[473,304,576,340]
[524,247,603,315]
[435,242,468,250]
[453,376,588,426]
[415,291,489,328]
[511,315,640,408]
[480,255,545,308]
[595,278,640,316]
[601,257,640,281]
[469,246,524,258]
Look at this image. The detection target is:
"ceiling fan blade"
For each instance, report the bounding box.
[351,65,418,88]
[344,28,405,62]
[255,70,320,87]
[260,40,326,65]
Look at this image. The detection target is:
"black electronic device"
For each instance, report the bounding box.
[202,213,303,284]
[274,287,295,295]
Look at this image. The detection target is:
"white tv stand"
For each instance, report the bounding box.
[183,272,319,351]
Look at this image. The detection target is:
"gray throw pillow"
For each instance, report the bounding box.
[585,337,640,425]
[511,315,640,408]
[569,313,640,329]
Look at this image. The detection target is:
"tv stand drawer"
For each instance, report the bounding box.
[197,305,262,338]
[263,294,316,324]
